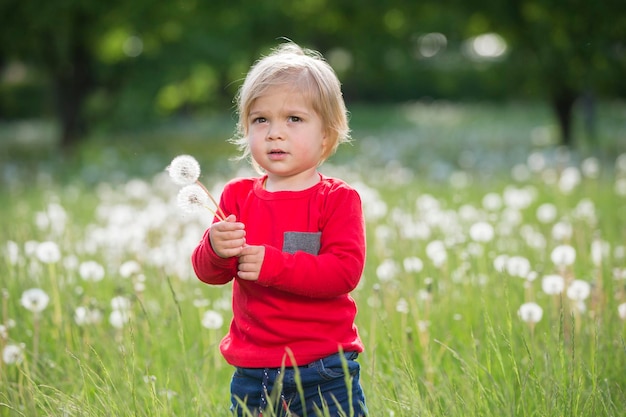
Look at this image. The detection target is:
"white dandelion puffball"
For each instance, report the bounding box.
[74,306,103,326]
[201,310,224,330]
[536,203,557,224]
[111,296,131,312]
[20,288,50,313]
[2,344,24,365]
[403,256,424,273]
[469,221,494,243]
[505,255,531,279]
[35,241,61,264]
[518,302,543,323]
[541,274,565,295]
[618,303,626,320]
[167,155,201,186]
[177,184,210,213]
[566,280,591,301]
[109,310,130,329]
[79,260,105,282]
[550,245,576,268]
[376,259,400,282]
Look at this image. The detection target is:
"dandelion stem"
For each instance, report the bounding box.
[195,180,226,221]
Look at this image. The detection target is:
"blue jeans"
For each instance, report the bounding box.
[230,352,368,416]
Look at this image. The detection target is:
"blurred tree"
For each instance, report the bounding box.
[451,0,626,146]
[1,0,624,149]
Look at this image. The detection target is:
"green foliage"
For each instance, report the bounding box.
[1,0,624,142]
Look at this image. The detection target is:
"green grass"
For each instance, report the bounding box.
[1,100,626,416]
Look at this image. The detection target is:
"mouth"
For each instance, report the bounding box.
[268,149,287,155]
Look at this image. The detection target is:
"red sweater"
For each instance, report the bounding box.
[192,174,366,367]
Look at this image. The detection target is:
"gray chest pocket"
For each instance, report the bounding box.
[283,232,322,255]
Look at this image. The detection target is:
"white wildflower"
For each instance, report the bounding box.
[201,310,224,330]
[6,240,20,265]
[35,241,61,264]
[518,302,543,323]
[167,155,201,186]
[2,343,24,365]
[550,245,576,268]
[541,274,565,295]
[111,296,131,312]
[469,221,494,243]
[119,260,141,278]
[177,184,211,214]
[566,280,591,301]
[79,261,105,282]
[376,259,400,282]
[618,303,626,320]
[20,288,50,313]
[536,203,557,224]
[505,256,531,279]
[403,256,424,273]
[109,310,129,329]
[74,306,103,326]
[395,298,409,314]
[551,221,573,241]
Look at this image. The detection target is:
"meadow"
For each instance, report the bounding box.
[1,100,626,416]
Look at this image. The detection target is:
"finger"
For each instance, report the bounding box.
[237,270,258,281]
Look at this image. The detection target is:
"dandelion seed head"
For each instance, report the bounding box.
[469,221,494,243]
[6,240,20,265]
[376,259,400,282]
[403,256,424,273]
[518,302,543,323]
[2,343,24,365]
[558,167,581,193]
[505,255,531,279]
[111,296,131,312]
[566,279,591,301]
[177,184,210,214]
[536,203,557,224]
[201,310,224,329]
[74,306,103,326]
[541,274,565,295]
[493,254,509,273]
[581,157,600,179]
[119,260,141,278]
[395,298,409,314]
[79,261,105,282]
[35,241,61,264]
[551,221,573,241]
[20,288,50,313]
[618,303,626,320]
[167,155,201,186]
[109,309,130,329]
[482,192,502,211]
[550,244,576,267]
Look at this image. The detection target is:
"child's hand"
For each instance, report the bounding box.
[237,245,265,281]
[209,214,246,258]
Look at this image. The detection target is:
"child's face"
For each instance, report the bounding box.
[247,85,328,191]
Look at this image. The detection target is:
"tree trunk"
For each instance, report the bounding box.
[54,36,93,150]
[551,90,577,147]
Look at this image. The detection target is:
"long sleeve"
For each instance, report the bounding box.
[256,187,365,298]
[191,227,238,285]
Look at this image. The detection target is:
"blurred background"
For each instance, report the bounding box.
[1,0,625,183]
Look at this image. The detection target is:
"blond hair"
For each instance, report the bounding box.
[231,42,350,170]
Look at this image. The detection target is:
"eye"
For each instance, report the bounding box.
[288,116,302,122]
[252,117,267,124]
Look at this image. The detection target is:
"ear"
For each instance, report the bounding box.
[320,129,332,160]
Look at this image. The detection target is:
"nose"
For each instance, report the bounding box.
[266,122,284,141]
